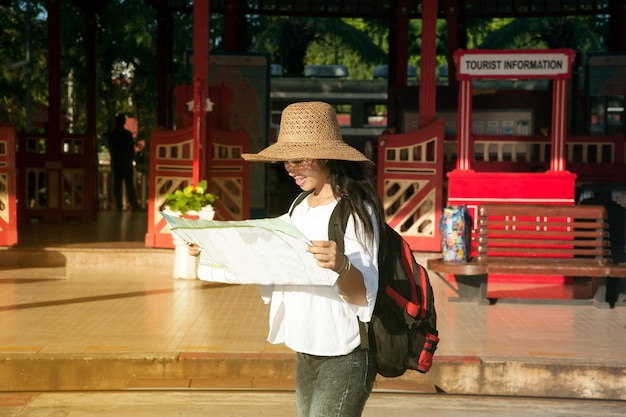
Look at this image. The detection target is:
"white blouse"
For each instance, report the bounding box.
[260,197,380,356]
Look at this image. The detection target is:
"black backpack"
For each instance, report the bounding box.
[291,193,439,377]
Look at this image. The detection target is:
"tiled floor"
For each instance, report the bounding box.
[0,268,273,355]
[2,209,625,358]
[1,261,625,361]
[1,210,625,397]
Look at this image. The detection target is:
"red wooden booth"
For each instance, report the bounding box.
[448,49,578,212]
[447,48,577,283]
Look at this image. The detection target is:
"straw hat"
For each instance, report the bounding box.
[241,101,373,164]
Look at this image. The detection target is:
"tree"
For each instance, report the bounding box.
[474,16,607,52]
[251,16,387,77]
[407,18,450,78]
[0,0,49,131]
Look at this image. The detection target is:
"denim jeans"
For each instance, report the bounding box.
[296,348,376,417]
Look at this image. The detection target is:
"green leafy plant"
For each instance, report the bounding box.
[164,180,216,214]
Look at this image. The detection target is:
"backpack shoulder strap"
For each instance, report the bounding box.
[289,190,314,216]
[328,197,350,252]
[327,197,370,350]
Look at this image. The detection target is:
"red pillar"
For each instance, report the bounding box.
[418,0,438,128]
[456,78,473,171]
[223,0,240,51]
[157,1,174,128]
[550,79,568,172]
[193,0,210,184]
[390,0,409,87]
[387,0,410,129]
[444,0,464,88]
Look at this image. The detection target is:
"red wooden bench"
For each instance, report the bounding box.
[427,204,626,307]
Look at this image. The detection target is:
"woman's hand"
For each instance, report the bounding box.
[185,242,201,257]
[309,240,366,304]
[307,240,345,273]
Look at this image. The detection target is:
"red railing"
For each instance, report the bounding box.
[442,134,626,182]
[144,125,249,249]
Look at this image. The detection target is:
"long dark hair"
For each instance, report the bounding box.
[326,160,387,252]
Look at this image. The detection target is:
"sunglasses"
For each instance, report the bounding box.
[283,159,310,169]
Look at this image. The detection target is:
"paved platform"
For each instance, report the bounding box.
[2,391,626,417]
[0,211,625,400]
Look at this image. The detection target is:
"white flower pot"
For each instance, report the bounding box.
[164,205,215,279]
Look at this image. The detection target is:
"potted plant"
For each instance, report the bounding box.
[162,179,217,279]
[163,179,217,218]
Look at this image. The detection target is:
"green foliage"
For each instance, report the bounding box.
[305,18,389,79]
[473,17,607,52]
[466,18,513,49]
[0,0,49,130]
[252,16,387,77]
[406,18,450,78]
[164,180,217,214]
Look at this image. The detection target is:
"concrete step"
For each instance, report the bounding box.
[0,352,624,400]
[0,247,174,278]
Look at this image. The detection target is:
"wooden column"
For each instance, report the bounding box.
[47,0,61,159]
[456,78,473,171]
[612,0,626,51]
[550,79,568,172]
[41,0,62,221]
[85,11,97,136]
[84,8,99,219]
[387,0,410,130]
[156,1,173,128]
[192,0,210,183]
[223,0,240,51]
[418,0,438,128]
[444,0,464,88]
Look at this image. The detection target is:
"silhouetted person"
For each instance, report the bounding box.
[580,190,626,307]
[108,114,142,212]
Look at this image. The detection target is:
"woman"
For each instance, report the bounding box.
[241,101,387,417]
[189,101,385,416]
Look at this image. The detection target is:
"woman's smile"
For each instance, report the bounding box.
[284,159,330,192]
[294,176,307,187]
